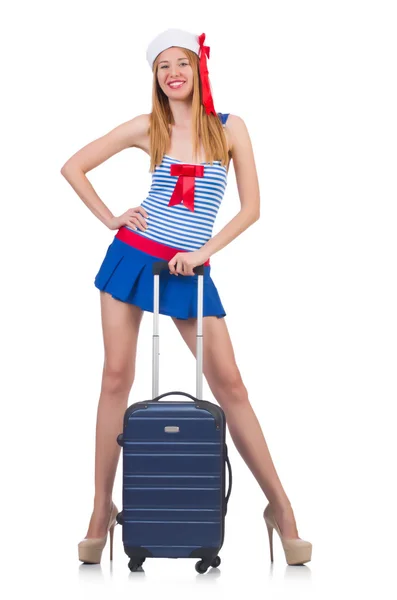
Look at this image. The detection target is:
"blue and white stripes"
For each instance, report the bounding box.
[127,154,228,251]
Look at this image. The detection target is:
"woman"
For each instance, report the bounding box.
[61,28,312,566]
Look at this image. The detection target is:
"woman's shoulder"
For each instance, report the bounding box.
[218,113,247,140]
[221,114,250,140]
[219,113,245,127]
[218,114,243,158]
[114,113,151,152]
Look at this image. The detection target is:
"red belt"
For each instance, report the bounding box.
[115,227,210,266]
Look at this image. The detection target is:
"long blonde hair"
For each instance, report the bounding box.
[147,48,230,173]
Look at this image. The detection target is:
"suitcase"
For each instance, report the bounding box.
[116,261,233,574]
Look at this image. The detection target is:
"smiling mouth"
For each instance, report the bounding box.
[168,81,186,89]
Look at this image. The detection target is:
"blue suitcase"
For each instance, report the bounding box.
[116,261,233,574]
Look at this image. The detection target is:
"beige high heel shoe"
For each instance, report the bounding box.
[264,503,312,565]
[78,502,119,564]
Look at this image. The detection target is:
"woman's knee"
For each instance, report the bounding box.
[207,365,248,405]
[101,362,135,396]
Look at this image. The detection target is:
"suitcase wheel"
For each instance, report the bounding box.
[128,557,146,572]
[211,556,221,568]
[195,556,221,574]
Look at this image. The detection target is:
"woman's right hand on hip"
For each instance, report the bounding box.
[107,206,149,231]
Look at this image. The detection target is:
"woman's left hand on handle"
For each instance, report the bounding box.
[168,250,208,276]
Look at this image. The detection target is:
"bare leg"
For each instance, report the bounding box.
[85,292,144,539]
[172,315,299,539]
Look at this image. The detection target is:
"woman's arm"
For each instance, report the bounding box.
[198,114,260,260]
[60,114,150,228]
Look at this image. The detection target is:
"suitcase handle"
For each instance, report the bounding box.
[152,260,205,275]
[149,390,198,402]
[225,445,232,515]
[152,260,206,401]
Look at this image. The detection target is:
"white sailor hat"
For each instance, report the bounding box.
[146,28,200,70]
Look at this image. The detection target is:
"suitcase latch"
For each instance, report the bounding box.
[164,426,180,433]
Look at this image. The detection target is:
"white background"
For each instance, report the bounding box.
[2,1,396,598]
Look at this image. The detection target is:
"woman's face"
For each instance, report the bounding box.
[156,47,194,102]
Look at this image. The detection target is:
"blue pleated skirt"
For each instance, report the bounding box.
[94,235,226,320]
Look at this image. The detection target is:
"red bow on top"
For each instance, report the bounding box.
[168,163,204,212]
[198,33,217,117]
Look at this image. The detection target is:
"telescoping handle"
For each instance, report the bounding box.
[152,261,205,401]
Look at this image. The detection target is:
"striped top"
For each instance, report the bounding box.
[125,113,230,251]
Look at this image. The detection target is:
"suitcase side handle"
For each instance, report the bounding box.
[149,390,198,402]
[225,445,233,515]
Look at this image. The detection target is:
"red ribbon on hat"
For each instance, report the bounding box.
[198,33,217,117]
[168,163,204,212]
